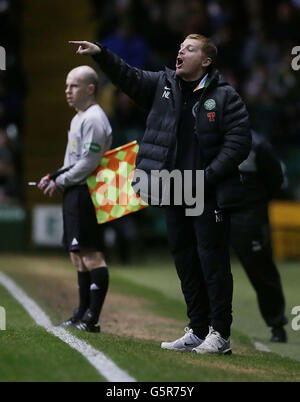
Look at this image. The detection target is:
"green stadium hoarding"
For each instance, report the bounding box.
[0,206,26,251]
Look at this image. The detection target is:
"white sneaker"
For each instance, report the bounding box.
[161,327,203,351]
[192,326,232,355]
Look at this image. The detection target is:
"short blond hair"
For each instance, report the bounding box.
[185,34,218,66]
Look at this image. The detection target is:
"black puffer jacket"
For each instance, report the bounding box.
[93,46,251,209]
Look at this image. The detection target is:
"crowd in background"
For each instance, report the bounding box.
[1,0,299,205]
[0,0,23,204]
[0,0,300,256]
[91,0,300,199]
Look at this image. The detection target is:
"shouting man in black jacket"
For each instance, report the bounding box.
[70,34,251,355]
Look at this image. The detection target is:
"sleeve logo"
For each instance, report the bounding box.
[84,142,102,153]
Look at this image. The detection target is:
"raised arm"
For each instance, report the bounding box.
[69,40,161,110]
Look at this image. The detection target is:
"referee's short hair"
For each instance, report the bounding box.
[80,65,99,96]
[70,65,99,96]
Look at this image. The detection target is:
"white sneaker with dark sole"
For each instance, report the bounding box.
[161,327,203,352]
[192,326,232,355]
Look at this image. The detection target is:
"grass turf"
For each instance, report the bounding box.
[111,258,300,362]
[0,253,300,382]
[0,284,105,382]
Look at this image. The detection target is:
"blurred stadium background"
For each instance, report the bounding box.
[0,0,300,262]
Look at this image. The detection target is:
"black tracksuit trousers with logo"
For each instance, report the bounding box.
[165,195,232,339]
[231,204,287,328]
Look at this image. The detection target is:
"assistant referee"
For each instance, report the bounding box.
[38,65,112,332]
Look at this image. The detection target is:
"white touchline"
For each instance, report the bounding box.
[254,342,271,353]
[0,272,136,382]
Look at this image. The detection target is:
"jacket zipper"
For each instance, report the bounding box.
[170,82,182,171]
[195,85,210,170]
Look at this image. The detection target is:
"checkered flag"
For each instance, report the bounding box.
[86,141,148,224]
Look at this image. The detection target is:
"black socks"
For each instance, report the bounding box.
[77,271,91,317]
[77,267,109,324]
[88,266,109,323]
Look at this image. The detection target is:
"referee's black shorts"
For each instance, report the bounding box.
[62,184,103,252]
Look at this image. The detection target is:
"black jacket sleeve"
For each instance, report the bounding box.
[93,44,161,111]
[256,141,283,199]
[205,87,251,184]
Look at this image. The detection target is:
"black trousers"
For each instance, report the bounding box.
[62,185,103,252]
[231,204,287,328]
[165,197,232,339]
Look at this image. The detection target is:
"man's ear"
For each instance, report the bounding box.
[202,58,212,68]
[88,83,96,95]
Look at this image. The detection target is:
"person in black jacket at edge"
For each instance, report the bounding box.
[69,34,251,355]
[231,130,288,343]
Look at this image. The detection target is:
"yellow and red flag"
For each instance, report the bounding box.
[86,141,148,224]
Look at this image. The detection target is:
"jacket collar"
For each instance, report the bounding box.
[165,66,227,91]
[207,68,228,89]
[193,73,209,92]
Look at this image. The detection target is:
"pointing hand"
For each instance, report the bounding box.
[68,41,101,56]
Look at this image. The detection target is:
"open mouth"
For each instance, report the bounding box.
[176,57,183,69]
